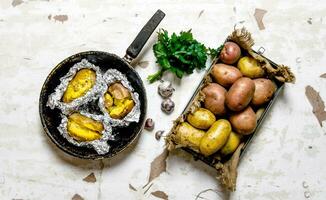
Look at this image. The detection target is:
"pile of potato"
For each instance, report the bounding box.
[174,41,277,157]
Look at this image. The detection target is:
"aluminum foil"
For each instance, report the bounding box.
[47,59,107,114]
[98,69,141,127]
[57,111,114,155]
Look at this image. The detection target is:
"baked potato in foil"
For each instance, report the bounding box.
[57,111,114,155]
[47,59,106,114]
[99,69,141,127]
[104,83,135,119]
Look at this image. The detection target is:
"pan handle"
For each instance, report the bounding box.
[124,9,165,63]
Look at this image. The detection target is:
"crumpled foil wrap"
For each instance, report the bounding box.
[98,69,141,127]
[57,111,114,155]
[47,59,107,114]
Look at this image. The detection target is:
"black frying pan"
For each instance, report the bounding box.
[39,10,165,159]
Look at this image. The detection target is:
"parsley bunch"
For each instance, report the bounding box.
[147,29,219,83]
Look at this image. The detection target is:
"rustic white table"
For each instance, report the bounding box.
[1,0,326,199]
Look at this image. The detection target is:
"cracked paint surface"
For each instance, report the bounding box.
[0,0,326,199]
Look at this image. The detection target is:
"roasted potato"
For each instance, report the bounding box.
[104,83,135,119]
[175,122,206,152]
[67,113,103,141]
[211,63,243,88]
[225,77,255,111]
[252,78,276,106]
[237,56,265,78]
[199,119,232,156]
[202,83,227,116]
[63,69,96,103]
[229,106,257,135]
[187,108,216,130]
[220,131,242,155]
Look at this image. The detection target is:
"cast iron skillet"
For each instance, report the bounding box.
[39,10,165,159]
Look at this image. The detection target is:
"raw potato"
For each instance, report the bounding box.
[252,78,276,106]
[211,64,243,88]
[199,119,232,156]
[67,113,103,141]
[229,106,257,135]
[225,77,255,111]
[219,42,241,64]
[202,83,227,116]
[237,56,265,78]
[63,69,96,103]
[187,108,216,130]
[174,122,205,152]
[220,131,242,155]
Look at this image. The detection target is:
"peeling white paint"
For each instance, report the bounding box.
[0,0,326,199]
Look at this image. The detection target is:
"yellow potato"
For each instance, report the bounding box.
[174,122,205,152]
[220,131,242,155]
[187,108,216,130]
[199,119,232,156]
[104,83,135,119]
[63,69,96,103]
[67,113,103,141]
[237,56,265,78]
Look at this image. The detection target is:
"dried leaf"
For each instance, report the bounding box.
[138,61,149,68]
[151,190,168,200]
[72,194,84,200]
[305,86,326,126]
[129,184,137,191]
[83,172,96,183]
[147,148,169,184]
[320,73,326,78]
[254,8,267,30]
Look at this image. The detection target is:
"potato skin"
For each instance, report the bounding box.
[174,122,206,152]
[219,42,241,64]
[187,108,216,130]
[211,64,243,88]
[225,77,255,111]
[252,78,276,106]
[237,56,265,78]
[202,83,227,116]
[229,106,257,135]
[199,119,232,156]
[220,131,242,155]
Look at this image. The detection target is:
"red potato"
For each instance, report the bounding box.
[252,78,277,106]
[202,83,227,116]
[211,63,243,88]
[225,77,255,111]
[229,106,257,135]
[219,42,241,64]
